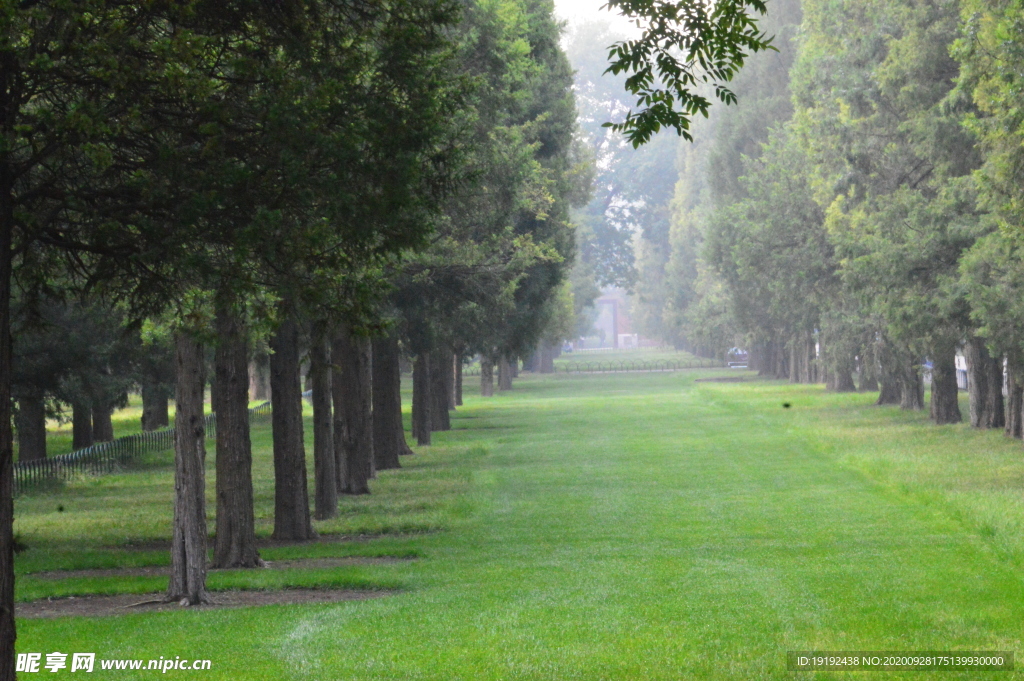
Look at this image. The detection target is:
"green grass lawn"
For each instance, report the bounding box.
[13,371,1024,679]
[552,347,699,368]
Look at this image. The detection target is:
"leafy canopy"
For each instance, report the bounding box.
[601,0,774,146]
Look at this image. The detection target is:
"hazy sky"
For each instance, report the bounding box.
[553,0,636,35]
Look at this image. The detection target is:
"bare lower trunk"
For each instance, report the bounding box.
[455,353,463,406]
[876,380,901,405]
[858,351,878,392]
[16,392,46,461]
[72,401,93,449]
[965,338,989,427]
[756,339,778,377]
[412,354,431,445]
[540,343,556,373]
[898,362,924,411]
[372,336,405,471]
[525,347,539,372]
[498,355,512,391]
[965,338,1005,428]
[447,351,457,410]
[310,324,337,519]
[480,357,494,397]
[212,304,262,568]
[789,337,799,383]
[1006,370,1022,439]
[748,342,762,373]
[930,348,962,425]
[430,348,451,432]
[1006,355,1023,439]
[876,340,902,406]
[510,359,518,378]
[0,191,13,680]
[92,401,114,442]
[336,326,373,495]
[330,335,347,492]
[269,313,314,541]
[810,333,821,384]
[988,355,1006,430]
[166,332,211,605]
[249,353,271,401]
[794,331,814,384]
[769,337,789,379]
[141,380,170,431]
[832,369,855,392]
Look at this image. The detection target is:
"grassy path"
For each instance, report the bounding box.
[17,371,1024,679]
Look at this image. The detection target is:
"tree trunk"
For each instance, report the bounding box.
[833,368,855,393]
[330,335,347,492]
[455,353,463,406]
[430,348,451,432]
[540,343,556,373]
[141,380,170,431]
[898,361,924,411]
[748,342,762,373]
[774,339,790,380]
[876,339,902,405]
[964,337,988,427]
[211,304,262,568]
[988,355,1006,430]
[810,333,820,384]
[876,379,901,405]
[789,336,799,383]
[762,339,776,377]
[498,355,512,391]
[481,356,494,397]
[310,324,337,519]
[16,393,46,461]
[1010,380,1024,439]
[412,354,431,445]
[72,401,93,449]
[166,332,211,605]
[92,402,114,442]
[525,347,539,372]
[269,313,314,541]
[858,350,879,392]
[372,336,405,471]
[799,332,813,384]
[335,326,373,495]
[1007,355,1023,439]
[510,358,518,378]
[929,348,962,425]
[965,337,1005,428]
[447,351,457,411]
[0,182,14,680]
[249,353,271,401]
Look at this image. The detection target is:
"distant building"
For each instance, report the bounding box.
[591,289,657,349]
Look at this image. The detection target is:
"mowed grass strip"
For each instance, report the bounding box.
[14,370,1024,679]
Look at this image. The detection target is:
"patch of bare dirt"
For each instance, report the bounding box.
[27,556,415,581]
[694,376,748,383]
[17,588,394,618]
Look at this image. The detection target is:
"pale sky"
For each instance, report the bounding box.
[553,0,637,36]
